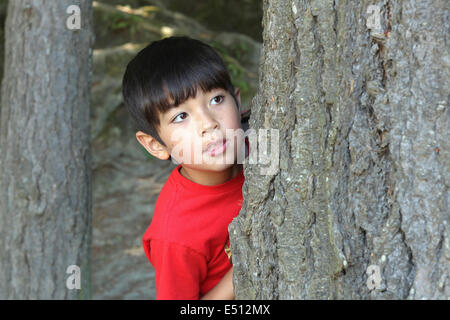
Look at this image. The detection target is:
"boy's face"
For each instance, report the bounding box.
[136,87,244,179]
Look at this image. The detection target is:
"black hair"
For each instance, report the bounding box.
[122,36,240,149]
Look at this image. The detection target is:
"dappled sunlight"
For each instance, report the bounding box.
[93,1,160,18]
[160,26,174,38]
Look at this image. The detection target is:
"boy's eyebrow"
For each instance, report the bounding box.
[161,89,226,121]
[161,102,181,122]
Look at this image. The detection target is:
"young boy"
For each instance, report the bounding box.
[122,36,249,300]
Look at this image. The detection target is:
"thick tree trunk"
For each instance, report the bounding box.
[230,0,449,299]
[0,0,94,299]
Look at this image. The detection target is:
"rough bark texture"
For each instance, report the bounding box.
[0,0,6,91]
[229,0,449,299]
[0,0,94,299]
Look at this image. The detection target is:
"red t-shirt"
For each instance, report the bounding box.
[142,164,245,300]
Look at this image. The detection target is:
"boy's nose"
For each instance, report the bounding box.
[198,113,219,136]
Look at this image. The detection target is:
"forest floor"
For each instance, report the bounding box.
[92,154,175,299]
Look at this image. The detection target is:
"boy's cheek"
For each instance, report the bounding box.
[169,141,201,165]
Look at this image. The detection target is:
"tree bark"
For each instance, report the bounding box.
[0,0,94,299]
[0,0,7,118]
[230,0,449,299]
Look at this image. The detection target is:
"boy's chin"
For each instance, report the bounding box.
[173,151,240,169]
[180,161,238,173]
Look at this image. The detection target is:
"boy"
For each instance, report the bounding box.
[122,36,249,299]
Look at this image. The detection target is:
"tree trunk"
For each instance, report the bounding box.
[0,0,7,118]
[230,0,448,299]
[0,0,94,299]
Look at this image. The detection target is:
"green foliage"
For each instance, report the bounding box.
[227,63,249,93]
[103,11,143,36]
[209,40,250,94]
[166,0,262,42]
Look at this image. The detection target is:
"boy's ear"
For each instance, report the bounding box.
[135,131,171,160]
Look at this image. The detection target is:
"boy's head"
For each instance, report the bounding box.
[122,36,244,173]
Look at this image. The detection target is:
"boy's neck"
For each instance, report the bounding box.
[179,164,243,186]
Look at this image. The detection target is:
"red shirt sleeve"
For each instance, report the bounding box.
[148,239,208,300]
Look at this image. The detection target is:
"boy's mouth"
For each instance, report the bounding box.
[204,139,228,157]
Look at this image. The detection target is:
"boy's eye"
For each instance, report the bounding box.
[211,95,224,105]
[172,112,187,123]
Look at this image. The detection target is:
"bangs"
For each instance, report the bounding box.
[150,56,234,115]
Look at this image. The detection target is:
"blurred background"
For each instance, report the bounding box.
[0,0,261,299]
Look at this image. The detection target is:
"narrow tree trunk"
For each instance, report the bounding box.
[0,0,94,299]
[230,0,449,299]
[0,0,7,117]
